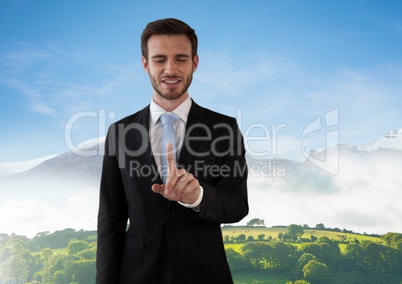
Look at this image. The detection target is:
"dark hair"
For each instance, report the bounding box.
[141,18,198,59]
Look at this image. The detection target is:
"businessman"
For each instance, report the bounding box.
[96,18,248,284]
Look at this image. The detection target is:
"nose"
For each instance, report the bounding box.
[164,59,177,75]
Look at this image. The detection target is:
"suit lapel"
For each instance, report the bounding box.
[178,101,208,170]
[128,105,163,184]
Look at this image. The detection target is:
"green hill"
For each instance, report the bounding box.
[222,226,380,243]
[2,226,400,284]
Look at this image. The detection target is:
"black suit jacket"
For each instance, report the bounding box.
[96,100,248,284]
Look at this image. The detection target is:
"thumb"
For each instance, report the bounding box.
[151,183,165,194]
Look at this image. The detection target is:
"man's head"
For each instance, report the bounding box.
[141,18,198,60]
[141,19,199,107]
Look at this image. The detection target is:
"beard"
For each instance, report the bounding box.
[149,72,193,101]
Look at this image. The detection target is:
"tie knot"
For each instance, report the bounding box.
[160,112,179,126]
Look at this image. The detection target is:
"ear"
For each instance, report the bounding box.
[192,54,199,72]
[142,56,149,73]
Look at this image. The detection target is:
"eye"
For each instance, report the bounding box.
[176,56,189,63]
[153,57,166,63]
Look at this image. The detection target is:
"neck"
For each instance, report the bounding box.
[153,93,189,112]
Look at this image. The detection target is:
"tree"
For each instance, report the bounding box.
[77,247,96,260]
[316,237,341,269]
[271,242,297,271]
[359,241,402,274]
[0,254,29,283]
[381,232,402,246]
[226,248,247,273]
[67,240,89,255]
[299,243,323,261]
[41,248,53,261]
[287,224,304,241]
[241,242,273,270]
[395,239,402,251]
[246,235,255,242]
[0,246,14,263]
[236,234,246,243]
[315,223,325,230]
[303,260,331,284]
[66,259,96,283]
[247,218,265,226]
[344,243,364,271]
[292,253,317,279]
[54,270,67,284]
[360,241,384,272]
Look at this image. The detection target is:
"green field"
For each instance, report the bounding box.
[223,226,381,255]
[222,226,380,243]
[222,226,396,284]
[5,226,399,284]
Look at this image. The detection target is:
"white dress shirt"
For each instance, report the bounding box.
[149,96,203,209]
[149,96,191,170]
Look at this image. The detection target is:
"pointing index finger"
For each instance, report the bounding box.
[166,142,176,171]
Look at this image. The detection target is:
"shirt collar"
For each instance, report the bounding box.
[150,96,192,125]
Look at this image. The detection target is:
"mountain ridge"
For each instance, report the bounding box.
[3,129,402,178]
[1,129,401,236]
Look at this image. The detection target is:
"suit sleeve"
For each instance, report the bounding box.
[197,119,249,224]
[96,127,128,283]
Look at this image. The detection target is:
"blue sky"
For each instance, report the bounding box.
[1,0,402,162]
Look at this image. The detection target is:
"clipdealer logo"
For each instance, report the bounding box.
[63,108,339,176]
[127,159,283,179]
[301,109,339,175]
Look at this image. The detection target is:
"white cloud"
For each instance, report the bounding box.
[0,199,74,238]
[66,186,99,230]
[244,150,402,235]
[0,185,99,238]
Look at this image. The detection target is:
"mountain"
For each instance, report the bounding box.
[0,138,105,237]
[0,165,14,176]
[20,137,105,181]
[304,129,402,175]
[0,154,58,177]
[0,138,104,202]
[358,129,402,151]
[1,130,401,237]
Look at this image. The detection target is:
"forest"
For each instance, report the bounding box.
[0,224,402,284]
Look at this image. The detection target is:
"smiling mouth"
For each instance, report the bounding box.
[161,77,182,85]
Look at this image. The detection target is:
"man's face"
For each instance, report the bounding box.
[142,34,198,102]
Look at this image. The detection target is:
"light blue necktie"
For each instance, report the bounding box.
[160,112,179,183]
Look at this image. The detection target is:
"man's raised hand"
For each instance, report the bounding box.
[151,143,200,204]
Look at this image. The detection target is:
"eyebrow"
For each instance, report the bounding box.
[151,54,191,59]
[175,54,190,58]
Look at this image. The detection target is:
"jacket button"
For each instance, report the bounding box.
[168,212,175,219]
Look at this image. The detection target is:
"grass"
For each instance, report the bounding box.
[225,243,244,253]
[232,272,291,284]
[221,226,381,244]
[222,226,382,257]
[223,226,391,283]
[31,247,67,256]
